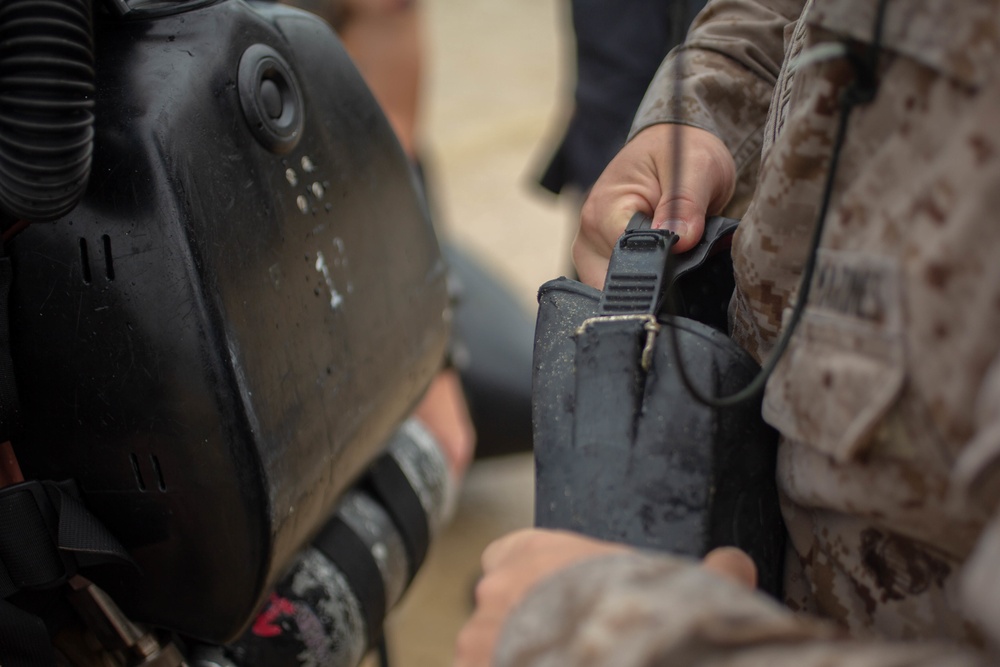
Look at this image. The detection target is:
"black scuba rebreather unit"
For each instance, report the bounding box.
[0,0,451,658]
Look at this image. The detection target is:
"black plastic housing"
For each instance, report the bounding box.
[533,279,784,595]
[6,0,448,642]
[532,218,784,596]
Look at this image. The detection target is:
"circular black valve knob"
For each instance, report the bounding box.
[237,44,304,154]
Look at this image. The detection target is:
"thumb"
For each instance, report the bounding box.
[646,125,736,254]
[702,547,757,589]
[652,195,708,254]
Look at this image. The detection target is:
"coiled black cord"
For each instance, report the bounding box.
[665,0,890,408]
[0,0,95,223]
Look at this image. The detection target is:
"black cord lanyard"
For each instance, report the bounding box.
[664,0,891,408]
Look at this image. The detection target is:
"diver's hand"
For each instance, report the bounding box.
[454,530,629,667]
[574,123,736,289]
[454,528,756,667]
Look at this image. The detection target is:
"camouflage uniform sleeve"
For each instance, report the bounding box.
[630,0,805,177]
[493,552,989,667]
[956,354,1000,648]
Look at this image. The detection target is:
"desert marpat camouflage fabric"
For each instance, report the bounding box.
[495,0,1000,665]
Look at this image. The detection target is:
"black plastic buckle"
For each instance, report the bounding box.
[598,213,678,315]
[599,213,742,319]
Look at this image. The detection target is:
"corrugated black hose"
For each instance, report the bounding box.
[0,0,95,223]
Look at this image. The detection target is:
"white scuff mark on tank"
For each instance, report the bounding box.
[315,251,344,309]
[331,237,349,270]
[268,263,282,290]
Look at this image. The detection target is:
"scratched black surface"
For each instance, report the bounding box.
[6,1,448,642]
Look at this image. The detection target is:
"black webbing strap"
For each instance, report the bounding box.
[365,452,430,583]
[0,481,135,593]
[0,481,136,667]
[0,483,65,598]
[312,516,387,649]
[52,483,137,569]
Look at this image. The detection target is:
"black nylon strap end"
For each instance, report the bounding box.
[365,453,430,583]
[0,482,72,592]
[312,516,387,650]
